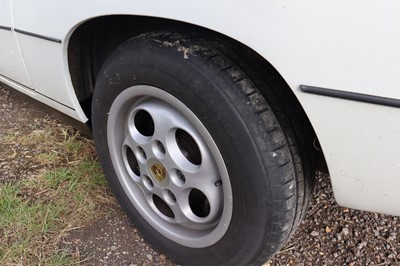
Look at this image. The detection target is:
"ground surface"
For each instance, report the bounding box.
[0,86,399,265]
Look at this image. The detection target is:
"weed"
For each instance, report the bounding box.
[0,125,115,265]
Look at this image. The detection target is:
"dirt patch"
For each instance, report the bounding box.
[0,88,53,181]
[66,210,174,266]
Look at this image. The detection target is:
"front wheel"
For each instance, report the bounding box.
[92,31,313,265]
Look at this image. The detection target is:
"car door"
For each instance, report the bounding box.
[0,0,32,88]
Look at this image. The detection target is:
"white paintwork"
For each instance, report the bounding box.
[0,0,32,88]
[15,34,84,118]
[0,74,81,120]
[301,94,400,215]
[1,0,400,215]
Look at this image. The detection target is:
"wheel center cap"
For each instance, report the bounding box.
[149,160,167,184]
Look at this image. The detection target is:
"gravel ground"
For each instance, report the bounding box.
[0,86,399,265]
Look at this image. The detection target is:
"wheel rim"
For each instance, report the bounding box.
[107,85,233,248]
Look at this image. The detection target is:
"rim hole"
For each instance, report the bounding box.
[175,129,201,165]
[143,175,154,190]
[189,189,210,218]
[134,110,155,137]
[138,146,147,160]
[153,194,175,218]
[126,147,140,176]
[153,140,166,159]
[165,189,177,204]
[157,141,166,154]
[171,169,186,187]
[176,170,186,185]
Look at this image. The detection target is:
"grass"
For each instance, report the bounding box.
[0,123,115,265]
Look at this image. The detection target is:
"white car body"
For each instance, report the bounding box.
[1,0,400,216]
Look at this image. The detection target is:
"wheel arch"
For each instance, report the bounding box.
[66,14,327,173]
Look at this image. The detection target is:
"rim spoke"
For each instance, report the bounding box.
[134,100,181,141]
[169,201,189,224]
[184,171,223,223]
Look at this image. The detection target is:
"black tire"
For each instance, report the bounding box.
[92,31,314,266]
